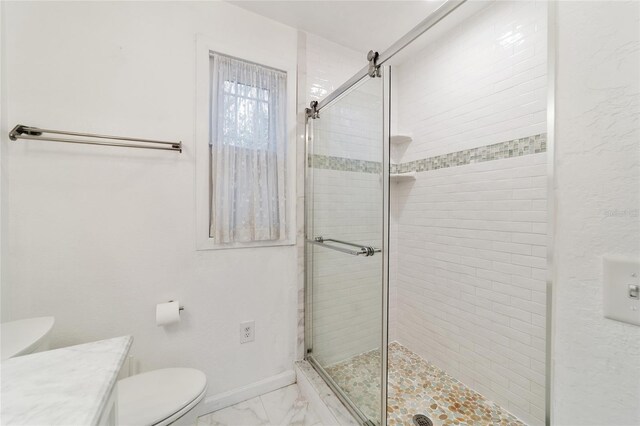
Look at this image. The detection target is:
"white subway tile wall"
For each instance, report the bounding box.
[305,34,365,105]
[396,1,547,160]
[391,1,548,425]
[392,155,547,425]
[312,82,383,163]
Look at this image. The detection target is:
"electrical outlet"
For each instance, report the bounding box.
[240,321,255,344]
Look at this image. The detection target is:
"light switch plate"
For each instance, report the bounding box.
[603,256,640,326]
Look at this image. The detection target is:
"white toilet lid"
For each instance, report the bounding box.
[0,317,55,361]
[118,368,207,426]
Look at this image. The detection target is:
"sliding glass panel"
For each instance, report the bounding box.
[306,73,387,425]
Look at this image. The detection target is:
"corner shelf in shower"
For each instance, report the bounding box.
[390,135,412,145]
[390,172,416,182]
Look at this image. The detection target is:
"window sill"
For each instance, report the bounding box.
[196,238,296,251]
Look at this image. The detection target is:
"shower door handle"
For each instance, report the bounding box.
[306,236,380,257]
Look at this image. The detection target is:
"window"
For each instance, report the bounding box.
[209,54,288,244]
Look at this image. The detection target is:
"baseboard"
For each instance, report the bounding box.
[195,369,296,417]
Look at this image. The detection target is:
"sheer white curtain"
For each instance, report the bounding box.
[209,54,287,243]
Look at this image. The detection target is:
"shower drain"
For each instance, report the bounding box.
[412,414,433,426]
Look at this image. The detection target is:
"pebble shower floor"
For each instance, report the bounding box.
[325,342,526,426]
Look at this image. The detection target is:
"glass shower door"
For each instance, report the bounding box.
[305,71,389,426]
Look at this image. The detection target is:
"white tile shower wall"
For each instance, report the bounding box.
[394,155,547,425]
[305,34,364,106]
[306,34,378,163]
[313,82,382,162]
[396,0,547,160]
[392,1,547,424]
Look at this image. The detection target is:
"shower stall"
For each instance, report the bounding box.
[304,1,551,425]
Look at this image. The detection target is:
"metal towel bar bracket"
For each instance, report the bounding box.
[307,236,380,257]
[9,124,182,153]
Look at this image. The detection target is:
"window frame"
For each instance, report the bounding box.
[195,35,296,250]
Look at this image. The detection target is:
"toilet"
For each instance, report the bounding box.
[1,316,206,425]
[117,367,207,426]
[0,316,55,361]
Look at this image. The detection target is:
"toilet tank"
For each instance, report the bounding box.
[1,317,55,361]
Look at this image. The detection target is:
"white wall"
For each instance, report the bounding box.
[391,1,547,424]
[1,0,299,405]
[553,2,640,425]
[0,0,7,322]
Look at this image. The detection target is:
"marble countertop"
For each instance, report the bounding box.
[1,335,132,426]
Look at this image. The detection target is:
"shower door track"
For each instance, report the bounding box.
[307,355,376,426]
[313,0,466,114]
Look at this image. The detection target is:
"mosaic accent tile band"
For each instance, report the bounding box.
[308,153,383,174]
[394,134,547,174]
[309,133,547,175]
[325,342,526,426]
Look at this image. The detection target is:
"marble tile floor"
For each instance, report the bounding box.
[326,342,526,426]
[197,384,324,426]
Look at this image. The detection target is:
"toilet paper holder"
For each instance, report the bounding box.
[169,300,185,312]
[156,301,184,327]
